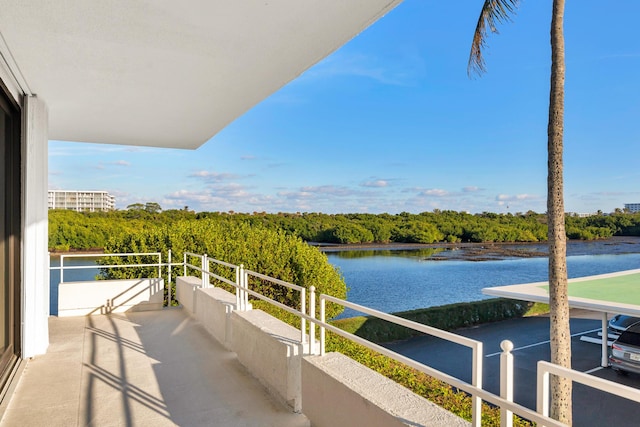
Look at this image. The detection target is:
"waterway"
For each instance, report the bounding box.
[49,238,640,318]
[327,251,640,318]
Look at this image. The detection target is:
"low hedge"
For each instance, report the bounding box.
[332,298,536,343]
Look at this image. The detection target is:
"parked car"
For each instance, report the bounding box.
[609,321,640,375]
[608,314,640,334]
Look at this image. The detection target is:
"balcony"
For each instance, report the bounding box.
[1,310,309,427]
[3,252,640,427]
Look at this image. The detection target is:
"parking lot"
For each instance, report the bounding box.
[385,312,640,426]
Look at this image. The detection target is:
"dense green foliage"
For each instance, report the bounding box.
[100,219,347,318]
[49,208,640,251]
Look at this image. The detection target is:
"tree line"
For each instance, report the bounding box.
[49,208,640,251]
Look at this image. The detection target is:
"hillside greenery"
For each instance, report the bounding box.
[49,208,640,251]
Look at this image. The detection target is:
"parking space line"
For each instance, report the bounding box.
[485,328,602,357]
[584,366,603,374]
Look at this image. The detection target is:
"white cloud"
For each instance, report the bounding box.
[190,171,241,182]
[420,188,448,197]
[361,179,388,188]
[462,186,482,193]
[496,194,539,202]
[299,185,358,197]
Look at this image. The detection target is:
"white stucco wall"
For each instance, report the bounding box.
[175,276,201,314]
[58,278,164,317]
[21,95,49,358]
[230,309,303,412]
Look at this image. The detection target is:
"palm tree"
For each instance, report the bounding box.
[468,0,571,424]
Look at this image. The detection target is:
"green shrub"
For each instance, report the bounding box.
[101,219,347,318]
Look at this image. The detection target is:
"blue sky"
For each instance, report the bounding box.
[49,1,640,214]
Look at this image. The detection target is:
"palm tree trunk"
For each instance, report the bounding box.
[547,0,571,423]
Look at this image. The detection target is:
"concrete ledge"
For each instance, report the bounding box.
[195,287,237,348]
[176,276,202,314]
[302,352,470,427]
[58,278,164,317]
[231,309,303,412]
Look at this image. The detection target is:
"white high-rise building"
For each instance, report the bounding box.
[48,190,115,212]
[624,203,640,213]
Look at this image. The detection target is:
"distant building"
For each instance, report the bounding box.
[48,190,115,212]
[624,203,640,213]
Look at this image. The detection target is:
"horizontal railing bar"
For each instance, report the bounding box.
[56,263,162,270]
[59,252,160,258]
[184,252,203,258]
[538,361,640,404]
[245,269,304,291]
[208,258,237,269]
[207,272,236,288]
[185,264,204,274]
[322,294,480,350]
[243,287,305,318]
[50,262,184,271]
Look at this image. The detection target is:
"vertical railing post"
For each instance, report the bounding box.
[183,253,187,277]
[300,288,307,345]
[235,265,241,309]
[500,340,514,427]
[471,342,483,427]
[239,265,245,311]
[309,286,316,355]
[243,270,249,309]
[536,362,550,421]
[157,253,162,278]
[167,250,172,307]
[201,254,208,288]
[205,255,211,288]
[320,297,326,356]
[60,255,65,283]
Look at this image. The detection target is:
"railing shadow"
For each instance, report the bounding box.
[81,314,172,426]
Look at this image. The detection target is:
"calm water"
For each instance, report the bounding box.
[327,252,640,318]
[49,250,640,318]
[49,256,101,315]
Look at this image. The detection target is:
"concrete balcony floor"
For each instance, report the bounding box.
[1,309,310,427]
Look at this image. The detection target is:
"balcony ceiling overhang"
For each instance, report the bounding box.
[0,0,401,149]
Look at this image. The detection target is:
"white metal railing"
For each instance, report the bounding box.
[243,268,307,344]
[50,251,640,427]
[302,291,569,427]
[50,251,183,307]
[53,252,163,284]
[197,256,308,344]
[537,360,640,424]
[315,292,484,427]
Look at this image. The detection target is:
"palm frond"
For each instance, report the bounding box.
[468,0,520,77]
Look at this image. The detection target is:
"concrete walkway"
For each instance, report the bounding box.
[1,310,309,427]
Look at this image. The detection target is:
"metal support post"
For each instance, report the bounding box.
[167,250,172,307]
[500,340,514,427]
[320,298,326,356]
[300,288,306,344]
[309,286,316,355]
